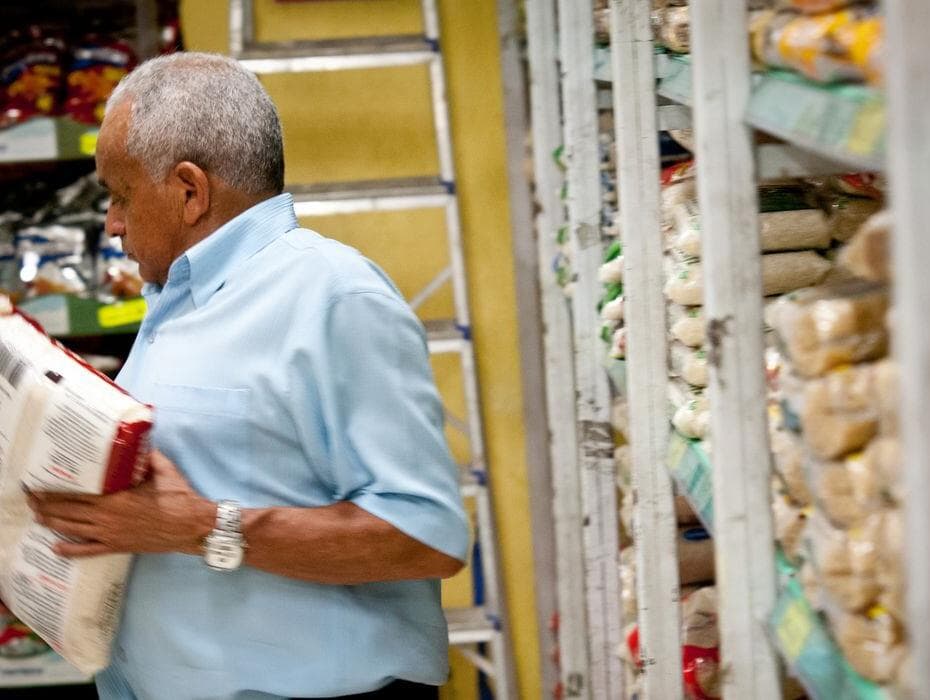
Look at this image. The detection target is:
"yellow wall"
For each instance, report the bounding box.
[180,2,540,698]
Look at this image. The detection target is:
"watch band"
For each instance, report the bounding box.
[215,500,242,534]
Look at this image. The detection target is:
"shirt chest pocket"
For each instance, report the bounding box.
[149,383,254,499]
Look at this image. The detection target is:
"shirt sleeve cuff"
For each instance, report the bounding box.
[351,491,471,562]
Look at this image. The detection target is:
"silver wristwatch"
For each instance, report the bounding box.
[203,500,246,571]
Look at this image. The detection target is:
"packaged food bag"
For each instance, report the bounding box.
[0,299,152,674]
[801,363,879,460]
[669,304,705,348]
[767,280,889,378]
[838,210,891,284]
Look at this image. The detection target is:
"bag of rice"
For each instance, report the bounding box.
[672,206,831,258]
[664,252,832,306]
[0,300,151,674]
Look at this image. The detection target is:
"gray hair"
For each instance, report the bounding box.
[107,52,284,195]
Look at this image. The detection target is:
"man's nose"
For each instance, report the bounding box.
[105,207,126,237]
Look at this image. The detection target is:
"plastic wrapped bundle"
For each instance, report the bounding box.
[772,484,808,565]
[767,280,889,378]
[827,195,883,243]
[680,587,721,700]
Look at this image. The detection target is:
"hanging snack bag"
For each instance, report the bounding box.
[65,36,136,125]
[0,27,66,128]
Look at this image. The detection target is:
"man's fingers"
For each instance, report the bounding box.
[40,518,100,541]
[54,541,113,558]
[30,500,98,525]
[149,449,190,490]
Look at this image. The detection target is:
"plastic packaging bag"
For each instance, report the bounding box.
[678,526,715,586]
[670,342,709,388]
[681,587,721,700]
[669,379,710,440]
[669,304,705,348]
[769,425,811,506]
[839,210,891,283]
[772,484,808,565]
[803,454,859,528]
[803,508,881,611]
[827,195,883,243]
[801,363,879,460]
[767,280,889,378]
[65,36,136,125]
[0,27,66,128]
[672,206,831,258]
[665,251,832,306]
[831,606,905,684]
[0,299,152,674]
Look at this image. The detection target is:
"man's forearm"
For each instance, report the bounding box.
[187,499,464,584]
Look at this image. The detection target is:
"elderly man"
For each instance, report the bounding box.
[29,52,469,700]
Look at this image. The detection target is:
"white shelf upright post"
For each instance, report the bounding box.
[688,2,781,697]
[610,2,683,698]
[524,0,593,696]
[555,1,624,697]
[884,2,930,697]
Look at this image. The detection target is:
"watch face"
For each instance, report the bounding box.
[206,533,244,571]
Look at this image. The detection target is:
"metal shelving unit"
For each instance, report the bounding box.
[527,0,926,698]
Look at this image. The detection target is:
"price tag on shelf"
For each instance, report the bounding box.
[847,100,886,158]
[79,130,99,156]
[776,597,813,663]
[98,298,147,328]
[0,118,57,163]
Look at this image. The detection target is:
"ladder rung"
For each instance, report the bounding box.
[446,607,498,645]
[238,35,437,73]
[291,177,452,216]
[425,319,468,353]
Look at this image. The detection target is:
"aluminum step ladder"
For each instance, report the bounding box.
[228,2,516,697]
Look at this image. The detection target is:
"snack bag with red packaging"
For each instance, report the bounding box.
[0,27,66,128]
[0,296,152,673]
[65,37,136,125]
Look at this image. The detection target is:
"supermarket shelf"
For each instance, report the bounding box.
[655,54,885,171]
[747,71,885,173]
[291,177,452,216]
[237,35,436,73]
[770,554,896,700]
[18,294,145,338]
[446,606,499,645]
[666,430,714,534]
[0,117,99,164]
[0,651,90,688]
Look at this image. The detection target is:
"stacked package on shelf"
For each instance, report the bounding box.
[750,0,884,85]
[662,164,837,443]
[0,173,143,304]
[767,206,907,686]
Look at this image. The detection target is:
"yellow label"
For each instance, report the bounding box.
[777,598,813,662]
[79,130,99,156]
[98,298,146,328]
[847,100,885,157]
[668,434,687,469]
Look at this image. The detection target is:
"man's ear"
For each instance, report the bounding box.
[171,161,210,226]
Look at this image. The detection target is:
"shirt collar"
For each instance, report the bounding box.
[162,193,298,309]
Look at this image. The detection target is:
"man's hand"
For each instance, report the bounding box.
[28,450,216,559]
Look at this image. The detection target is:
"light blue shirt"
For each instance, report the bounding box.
[96,193,469,700]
